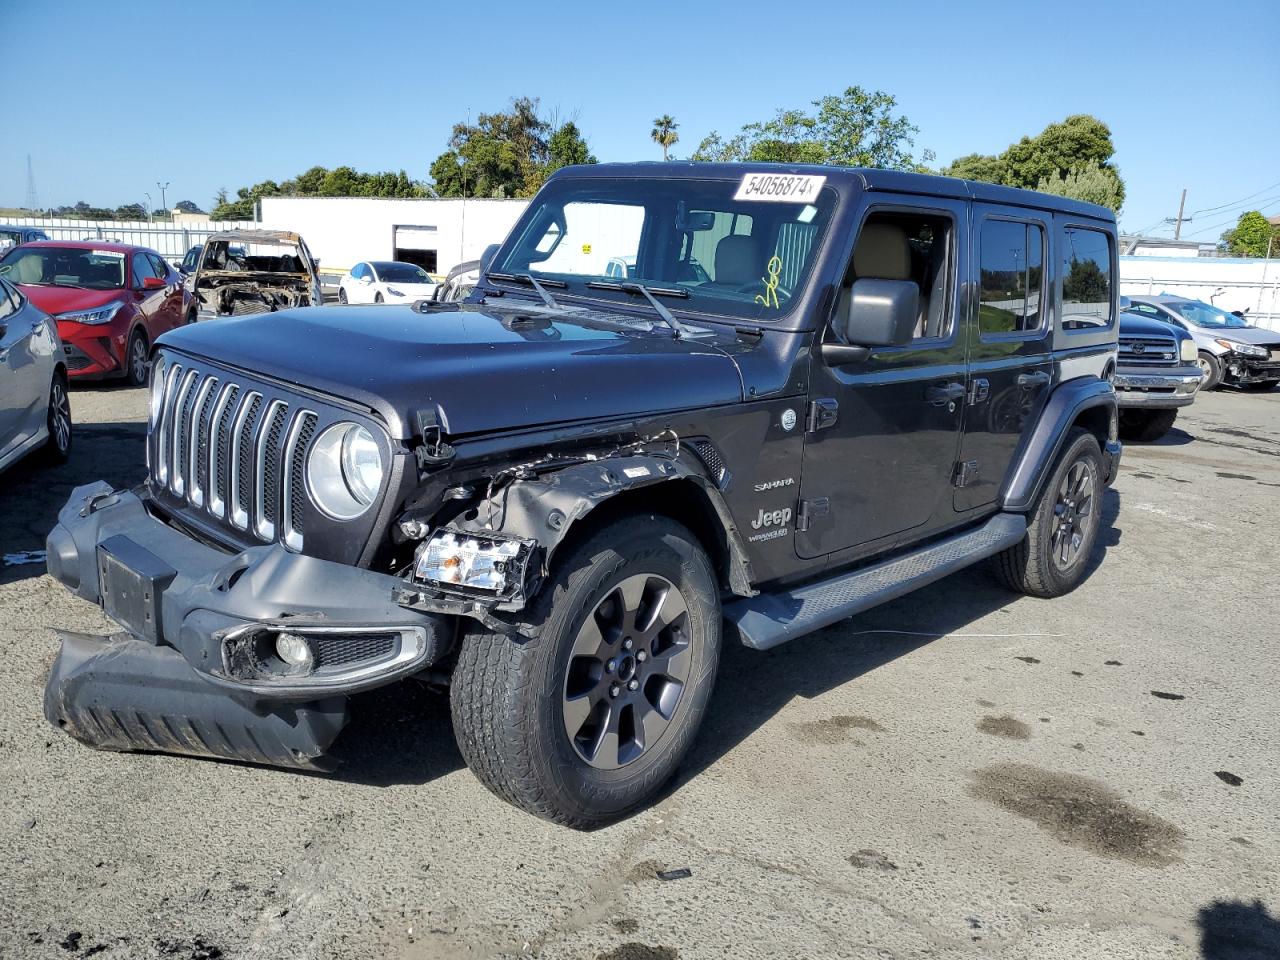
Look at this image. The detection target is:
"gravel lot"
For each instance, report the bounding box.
[1,383,1277,960]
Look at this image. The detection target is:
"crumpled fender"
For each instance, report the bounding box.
[449,450,756,601]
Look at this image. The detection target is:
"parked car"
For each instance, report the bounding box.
[433,259,479,303]
[42,163,1121,828]
[190,230,322,320]
[1114,310,1200,441]
[1126,294,1280,391]
[339,261,438,304]
[0,240,190,386]
[177,244,202,274]
[0,224,50,255]
[0,276,71,472]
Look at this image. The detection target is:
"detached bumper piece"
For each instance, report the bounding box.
[44,630,346,770]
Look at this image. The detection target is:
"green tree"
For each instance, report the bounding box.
[651,115,679,160]
[1036,160,1124,213]
[690,86,932,171]
[210,165,428,219]
[114,202,146,220]
[1222,210,1279,258]
[943,114,1124,209]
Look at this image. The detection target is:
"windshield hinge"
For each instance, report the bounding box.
[806,398,839,433]
[415,409,456,470]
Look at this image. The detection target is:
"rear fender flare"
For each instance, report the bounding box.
[1000,376,1117,512]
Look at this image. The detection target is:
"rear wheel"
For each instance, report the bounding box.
[1240,379,1279,392]
[1197,351,1223,391]
[125,330,149,387]
[1118,408,1178,442]
[995,428,1103,599]
[41,373,72,464]
[374,292,384,304]
[450,516,721,828]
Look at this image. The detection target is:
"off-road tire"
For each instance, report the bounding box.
[450,515,721,828]
[1197,351,1223,391]
[1118,408,1177,442]
[995,427,1104,599]
[1240,379,1279,392]
[41,372,72,464]
[124,329,149,387]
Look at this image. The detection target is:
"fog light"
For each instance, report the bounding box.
[275,633,314,669]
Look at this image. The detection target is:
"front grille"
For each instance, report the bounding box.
[1270,348,1280,363]
[311,632,397,668]
[1119,334,1178,367]
[151,357,319,550]
[64,345,94,372]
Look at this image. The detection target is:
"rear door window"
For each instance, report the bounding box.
[978,219,1046,337]
[1061,227,1114,330]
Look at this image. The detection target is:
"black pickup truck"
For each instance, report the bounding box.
[43,163,1121,827]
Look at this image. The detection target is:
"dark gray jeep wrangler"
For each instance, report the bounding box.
[43,163,1121,827]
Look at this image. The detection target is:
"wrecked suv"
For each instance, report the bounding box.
[43,164,1121,827]
[191,229,322,319]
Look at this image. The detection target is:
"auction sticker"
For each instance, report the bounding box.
[734,173,826,203]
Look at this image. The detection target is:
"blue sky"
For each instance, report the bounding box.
[5,0,1278,239]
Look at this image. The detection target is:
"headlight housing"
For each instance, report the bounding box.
[1215,338,1267,358]
[57,301,123,325]
[1179,338,1197,363]
[386,286,406,297]
[148,358,166,426]
[414,531,535,599]
[306,422,384,520]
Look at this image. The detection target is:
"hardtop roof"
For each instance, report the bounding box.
[548,161,1116,222]
[205,229,303,245]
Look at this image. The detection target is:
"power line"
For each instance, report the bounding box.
[1187,179,1280,218]
[1183,196,1280,238]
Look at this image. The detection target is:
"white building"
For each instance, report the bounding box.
[258,196,529,278]
[1120,255,1280,329]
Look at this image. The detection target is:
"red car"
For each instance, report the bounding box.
[0,241,191,385]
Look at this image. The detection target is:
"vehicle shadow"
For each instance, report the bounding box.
[0,420,147,586]
[1197,899,1280,959]
[1149,426,1195,447]
[672,487,1122,793]
[328,680,466,786]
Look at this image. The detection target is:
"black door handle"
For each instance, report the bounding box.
[1017,371,1050,388]
[925,382,966,405]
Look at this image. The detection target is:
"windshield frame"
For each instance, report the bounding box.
[486,173,843,329]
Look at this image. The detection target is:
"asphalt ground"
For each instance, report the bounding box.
[1,383,1277,960]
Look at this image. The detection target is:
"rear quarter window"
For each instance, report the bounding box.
[1061,227,1114,331]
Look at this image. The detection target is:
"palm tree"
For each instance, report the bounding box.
[651,115,679,161]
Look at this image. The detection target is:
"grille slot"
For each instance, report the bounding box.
[150,358,325,551]
[1119,335,1178,367]
[310,632,398,669]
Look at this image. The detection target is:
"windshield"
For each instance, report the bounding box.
[374,262,431,283]
[491,174,838,321]
[1166,299,1248,329]
[0,246,126,289]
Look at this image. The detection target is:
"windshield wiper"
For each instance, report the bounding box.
[487,271,566,308]
[585,280,690,338]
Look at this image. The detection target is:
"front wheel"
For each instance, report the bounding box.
[338,288,348,304]
[1118,408,1178,442]
[41,373,72,464]
[374,292,384,304]
[1197,351,1223,391]
[450,516,721,828]
[994,428,1104,599]
[124,330,149,387]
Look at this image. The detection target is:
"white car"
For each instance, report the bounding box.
[0,276,71,473]
[338,261,438,304]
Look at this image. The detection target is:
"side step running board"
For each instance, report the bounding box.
[725,513,1027,650]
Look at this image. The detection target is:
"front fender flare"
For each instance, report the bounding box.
[451,452,756,599]
[1000,376,1117,513]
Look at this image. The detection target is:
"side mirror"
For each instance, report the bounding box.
[360,275,372,284]
[1118,295,1131,311]
[141,276,167,290]
[480,243,500,276]
[823,278,918,364]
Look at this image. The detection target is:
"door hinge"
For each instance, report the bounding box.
[967,378,990,405]
[952,460,979,488]
[806,398,838,433]
[796,497,830,532]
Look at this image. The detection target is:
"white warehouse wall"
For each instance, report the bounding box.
[1120,256,1280,330]
[259,197,529,276]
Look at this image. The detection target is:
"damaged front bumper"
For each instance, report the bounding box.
[42,482,454,769]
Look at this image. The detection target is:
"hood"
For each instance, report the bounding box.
[18,284,123,317]
[1120,313,1186,340]
[1196,325,1280,347]
[158,302,746,440]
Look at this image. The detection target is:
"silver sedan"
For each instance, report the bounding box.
[0,276,71,473]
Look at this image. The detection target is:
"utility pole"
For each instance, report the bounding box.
[156,181,169,216]
[1173,188,1188,239]
[25,154,39,212]
[144,192,154,224]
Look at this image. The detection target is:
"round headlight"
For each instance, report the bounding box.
[306,422,385,520]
